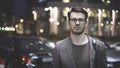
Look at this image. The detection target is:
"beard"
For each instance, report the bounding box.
[71,27,85,35]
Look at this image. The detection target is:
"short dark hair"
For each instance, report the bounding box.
[68,7,88,21]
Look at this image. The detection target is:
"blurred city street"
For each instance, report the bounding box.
[0,0,120,68]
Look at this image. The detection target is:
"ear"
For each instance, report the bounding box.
[85,21,88,26]
[85,18,88,24]
[66,17,70,30]
[84,21,88,33]
[85,21,88,24]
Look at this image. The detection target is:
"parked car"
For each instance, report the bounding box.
[106,42,120,68]
[0,36,55,68]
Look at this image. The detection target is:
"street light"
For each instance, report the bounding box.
[32,11,37,21]
[20,19,24,23]
[32,10,37,36]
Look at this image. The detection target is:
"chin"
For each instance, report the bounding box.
[71,28,85,35]
[72,31,83,35]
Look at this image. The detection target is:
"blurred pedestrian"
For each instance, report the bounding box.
[53,7,107,68]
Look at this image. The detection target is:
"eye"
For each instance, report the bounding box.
[71,18,77,22]
[78,19,85,22]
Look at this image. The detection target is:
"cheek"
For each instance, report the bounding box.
[81,24,85,28]
[69,23,74,28]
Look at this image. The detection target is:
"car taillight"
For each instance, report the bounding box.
[0,60,5,68]
[21,56,36,67]
[21,56,32,64]
[0,60,5,64]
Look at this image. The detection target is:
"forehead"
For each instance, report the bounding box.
[70,12,85,18]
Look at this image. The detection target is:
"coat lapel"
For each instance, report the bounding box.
[65,37,76,68]
[88,36,96,68]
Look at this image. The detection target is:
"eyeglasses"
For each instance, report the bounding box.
[70,18,85,23]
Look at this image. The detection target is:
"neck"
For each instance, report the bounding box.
[70,33,88,45]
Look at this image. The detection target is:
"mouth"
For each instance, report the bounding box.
[75,26,80,28]
[74,26,80,30]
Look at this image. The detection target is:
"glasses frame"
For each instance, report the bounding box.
[70,18,85,24]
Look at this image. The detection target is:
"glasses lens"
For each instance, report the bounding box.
[71,18,77,22]
[70,18,85,23]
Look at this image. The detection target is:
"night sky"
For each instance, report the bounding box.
[13,0,27,17]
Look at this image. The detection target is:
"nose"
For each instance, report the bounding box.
[75,20,80,25]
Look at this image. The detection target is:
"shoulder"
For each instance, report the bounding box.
[88,36,106,49]
[55,37,69,47]
[54,37,70,52]
[88,36,105,44]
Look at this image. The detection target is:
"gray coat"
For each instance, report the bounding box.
[53,36,107,68]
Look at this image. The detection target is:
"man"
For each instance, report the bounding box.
[53,7,107,68]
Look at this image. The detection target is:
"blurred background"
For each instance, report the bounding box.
[0,0,120,42]
[0,0,120,68]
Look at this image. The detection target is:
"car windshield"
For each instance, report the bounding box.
[13,36,52,53]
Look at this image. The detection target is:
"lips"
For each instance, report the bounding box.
[74,26,80,30]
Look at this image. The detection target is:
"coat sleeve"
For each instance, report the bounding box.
[94,40,107,68]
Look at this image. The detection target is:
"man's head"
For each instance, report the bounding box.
[68,7,88,22]
[67,7,88,35]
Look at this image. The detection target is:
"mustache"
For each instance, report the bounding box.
[74,26,81,28]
